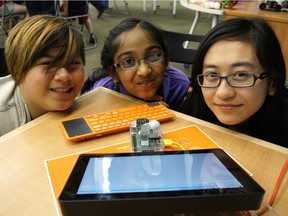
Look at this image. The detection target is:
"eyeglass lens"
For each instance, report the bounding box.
[198,72,267,87]
[119,51,163,70]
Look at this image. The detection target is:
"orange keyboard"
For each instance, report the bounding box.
[60,102,176,142]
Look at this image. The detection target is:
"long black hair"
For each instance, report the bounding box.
[181,18,286,144]
[101,18,169,70]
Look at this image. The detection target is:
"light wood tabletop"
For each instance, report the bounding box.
[0,87,287,216]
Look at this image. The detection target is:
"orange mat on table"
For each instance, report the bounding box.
[45,125,219,216]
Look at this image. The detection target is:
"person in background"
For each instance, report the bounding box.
[61,0,96,44]
[0,1,27,76]
[0,0,29,27]
[0,0,28,17]
[81,18,190,110]
[0,15,85,136]
[179,18,288,148]
[88,0,107,18]
[24,0,56,16]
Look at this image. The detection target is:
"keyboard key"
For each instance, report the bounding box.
[60,102,175,141]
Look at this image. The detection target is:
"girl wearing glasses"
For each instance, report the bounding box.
[81,18,190,110]
[180,18,288,148]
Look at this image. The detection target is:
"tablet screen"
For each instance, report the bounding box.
[77,152,243,194]
[59,149,265,215]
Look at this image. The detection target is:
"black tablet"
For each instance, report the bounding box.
[58,149,265,216]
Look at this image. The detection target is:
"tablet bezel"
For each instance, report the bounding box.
[58,149,265,215]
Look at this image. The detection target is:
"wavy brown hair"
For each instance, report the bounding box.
[5,15,85,84]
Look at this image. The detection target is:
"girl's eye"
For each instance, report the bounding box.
[233,72,251,80]
[234,72,248,77]
[205,72,218,77]
[66,62,80,71]
[203,72,219,81]
[35,57,52,66]
[146,51,162,63]
[41,61,51,66]
[122,58,136,66]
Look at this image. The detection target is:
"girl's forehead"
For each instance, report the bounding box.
[43,48,61,56]
[115,28,158,48]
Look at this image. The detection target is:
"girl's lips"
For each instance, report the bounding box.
[216,103,242,110]
[137,79,153,86]
[50,87,73,93]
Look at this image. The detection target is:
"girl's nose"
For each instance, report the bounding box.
[215,79,236,99]
[136,59,152,76]
[54,68,72,82]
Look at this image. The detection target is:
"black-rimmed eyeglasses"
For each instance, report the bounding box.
[197,72,270,88]
[113,51,164,71]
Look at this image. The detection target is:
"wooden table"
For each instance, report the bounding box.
[0,87,287,216]
[224,1,288,79]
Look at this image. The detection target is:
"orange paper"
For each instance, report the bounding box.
[45,125,219,215]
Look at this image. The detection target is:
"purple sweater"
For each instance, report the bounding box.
[85,66,190,110]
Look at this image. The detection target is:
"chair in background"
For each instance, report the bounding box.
[179,0,223,48]
[96,0,130,17]
[143,0,156,14]
[171,0,177,17]
[143,0,177,17]
[0,1,25,45]
[58,0,97,50]
[1,1,25,77]
[110,0,130,16]
[162,29,204,80]
[0,47,9,77]
[25,0,56,16]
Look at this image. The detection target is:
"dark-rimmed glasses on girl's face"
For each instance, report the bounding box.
[197,72,270,88]
[113,51,163,71]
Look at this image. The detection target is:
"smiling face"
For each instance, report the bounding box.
[201,40,276,125]
[110,28,165,100]
[19,48,84,119]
